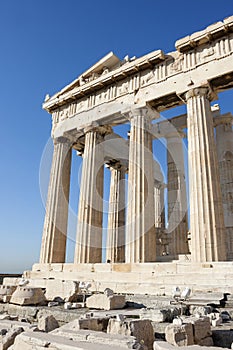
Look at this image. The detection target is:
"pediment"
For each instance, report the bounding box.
[49,52,121,99]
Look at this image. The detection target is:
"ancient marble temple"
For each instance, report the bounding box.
[31,17,233,294]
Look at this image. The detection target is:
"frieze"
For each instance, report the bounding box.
[141,69,156,86]
[169,53,184,73]
[50,32,233,129]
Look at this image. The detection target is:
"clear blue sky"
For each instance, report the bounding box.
[1,1,232,273]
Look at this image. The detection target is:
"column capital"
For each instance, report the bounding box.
[53,136,71,145]
[184,85,218,102]
[75,142,85,157]
[154,179,166,189]
[122,104,159,121]
[84,124,112,136]
[107,161,128,172]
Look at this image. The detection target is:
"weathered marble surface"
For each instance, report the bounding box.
[23,16,233,297]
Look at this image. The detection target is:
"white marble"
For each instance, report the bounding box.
[166,132,189,255]
[40,137,72,264]
[186,87,226,262]
[74,127,111,264]
[216,116,233,260]
[106,163,126,263]
[126,107,156,263]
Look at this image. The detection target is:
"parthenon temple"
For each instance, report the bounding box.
[27,16,233,294]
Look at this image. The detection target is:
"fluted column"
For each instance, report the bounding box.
[74,126,111,264]
[215,116,233,260]
[106,162,126,263]
[154,180,165,229]
[126,107,156,263]
[40,137,72,263]
[154,181,168,257]
[186,87,226,262]
[167,132,189,256]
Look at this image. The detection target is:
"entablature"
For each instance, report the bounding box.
[43,16,233,139]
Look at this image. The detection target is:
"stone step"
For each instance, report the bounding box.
[5,278,233,297]
[7,261,233,296]
[24,272,233,287]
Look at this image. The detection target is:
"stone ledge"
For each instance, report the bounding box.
[154,340,227,350]
[14,331,145,350]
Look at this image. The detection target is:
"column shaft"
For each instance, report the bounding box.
[126,108,156,263]
[160,186,165,229]
[154,181,168,256]
[167,134,189,255]
[186,88,226,261]
[40,137,72,263]
[106,164,125,263]
[154,181,165,229]
[216,120,233,260]
[74,128,105,264]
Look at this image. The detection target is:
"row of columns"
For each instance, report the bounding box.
[40,86,232,264]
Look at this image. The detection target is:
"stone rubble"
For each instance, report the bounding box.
[44,280,80,302]
[182,316,212,345]
[0,287,16,304]
[86,292,125,310]
[209,313,223,327]
[0,326,24,350]
[107,318,154,350]
[189,305,213,316]
[165,315,214,346]
[10,287,46,306]
[37,314,59,332]
[0,316,10,322]
[154,340,228,350]
[14,331,147,349]
[165,323,194,346]
[1,286,233,349]
[64,301,83,310]
[140,307,182,323]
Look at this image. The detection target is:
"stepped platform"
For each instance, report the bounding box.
[4,258,233,296]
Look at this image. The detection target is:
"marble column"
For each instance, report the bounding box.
[154,180,165,229]
[166,132,189,256]
[186,87,226,262]
[74,126,111,264]
[154,180,168,257]
[126,107,156,263]
[40,137,72,264]
[106,162,126,263]
[215,116,233,260]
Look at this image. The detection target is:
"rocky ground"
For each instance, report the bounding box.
[1,283,233,349]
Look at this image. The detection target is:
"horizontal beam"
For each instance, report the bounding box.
[151,110,232,137]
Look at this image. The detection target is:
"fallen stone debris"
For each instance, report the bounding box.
[86,289,126,310]
[1,280,233,350]
[10,287,46,306]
